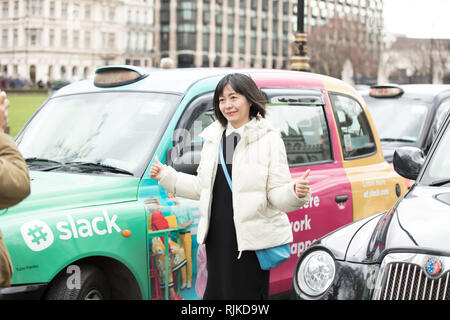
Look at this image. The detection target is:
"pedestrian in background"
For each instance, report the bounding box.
[151,73,311,300]
[0,90,31,289]
[160,57,175,69]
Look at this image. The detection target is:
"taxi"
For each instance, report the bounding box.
[0,66,406,300]
[362,84,450,162]
[293,109,450,300]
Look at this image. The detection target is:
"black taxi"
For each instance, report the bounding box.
[293,108,450,300]
[362,84,450,162]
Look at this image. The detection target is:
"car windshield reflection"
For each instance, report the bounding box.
[421,118,450,186]
[366,99,428,143]
[16,91,181,177]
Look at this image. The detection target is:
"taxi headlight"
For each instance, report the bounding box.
[297,250,336,296]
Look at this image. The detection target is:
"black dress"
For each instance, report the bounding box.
[203,132,270,300]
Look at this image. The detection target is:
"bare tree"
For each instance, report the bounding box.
[307,16,378,82]
[433,39,450,83]
[387,37,450,83]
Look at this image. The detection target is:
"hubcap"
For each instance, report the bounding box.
[83,288,103,300]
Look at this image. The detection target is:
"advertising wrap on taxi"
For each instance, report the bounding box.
[0,67,406,302]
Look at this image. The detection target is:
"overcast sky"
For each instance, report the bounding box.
[383,0,450,39]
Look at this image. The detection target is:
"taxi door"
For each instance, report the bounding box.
[328,93,406,222]
[262,89,354,296]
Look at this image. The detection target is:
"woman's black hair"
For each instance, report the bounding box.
[213,73,266,127]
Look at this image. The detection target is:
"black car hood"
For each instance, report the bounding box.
[367,185,450,262]
[393,186,450,250]
[299,185,450,264]
[435,192,450,206]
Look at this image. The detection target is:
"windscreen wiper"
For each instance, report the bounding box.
[380,138,416,143]
[429,178,450,187]
[64,161,134,176]
[25,157,64,170]
[25,157,64,165]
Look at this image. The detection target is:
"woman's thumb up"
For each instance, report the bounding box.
[294,169,310,198]
[150,156,164,180]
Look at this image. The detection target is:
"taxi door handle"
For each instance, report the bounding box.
[335,195,349,203]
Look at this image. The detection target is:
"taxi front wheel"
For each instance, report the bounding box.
[44,263,111,300]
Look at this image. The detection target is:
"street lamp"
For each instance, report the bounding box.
[290,0,310,72]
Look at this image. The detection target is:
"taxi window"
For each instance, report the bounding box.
[422,117,450,185]
[16,91,181,176]
[431,99,450,139]
[181,108,216,154]
[364,95,427,143]
[176,93,215,153]
[266,104,332,166]
[179,90,332,166]
[189,109,215,145]
[330,93,376,159]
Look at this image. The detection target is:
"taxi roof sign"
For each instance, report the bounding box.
[94,65,147,88]
[369,84,404,98]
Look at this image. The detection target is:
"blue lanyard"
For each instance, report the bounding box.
[219,142,232,191]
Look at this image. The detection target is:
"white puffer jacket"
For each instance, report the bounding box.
[159,116,310,252]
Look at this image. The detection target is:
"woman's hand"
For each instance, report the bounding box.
[150,156,165,181]
[294,169,310,198]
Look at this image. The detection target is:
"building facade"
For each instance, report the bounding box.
[157,0,295,69]
[305,0,384,82]
[0,0,154,85]
[0,0,383,85]
[379,36,450,84]
[158,0,384,71]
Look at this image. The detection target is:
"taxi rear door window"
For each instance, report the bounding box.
[263,89,333,166]
[329,93,376,159]
[266,104,332,166]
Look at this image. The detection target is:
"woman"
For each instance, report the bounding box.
[151,73,311,299]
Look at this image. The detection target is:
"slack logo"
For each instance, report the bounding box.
[56,210,121,240]
[20,210,121,252]
[20,220,54,252]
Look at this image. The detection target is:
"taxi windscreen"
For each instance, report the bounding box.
[365,96,428,143]
[422,118,450,186]
[16,91,181,177]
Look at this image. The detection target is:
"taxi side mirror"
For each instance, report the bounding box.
[393,147,425,180]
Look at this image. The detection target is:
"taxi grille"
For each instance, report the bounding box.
[379,262,450,300]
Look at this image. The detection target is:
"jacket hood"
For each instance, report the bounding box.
[200,115,277,144]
